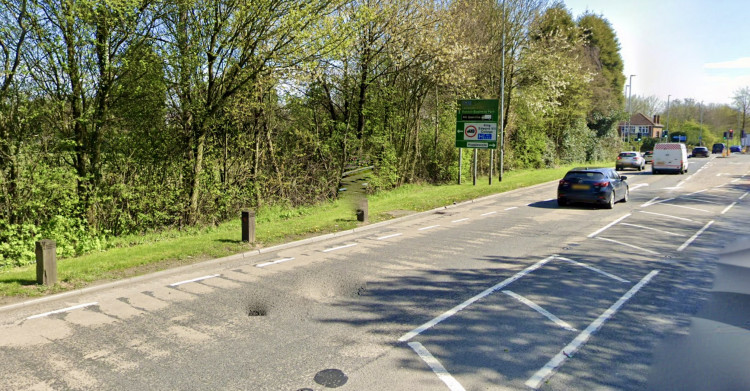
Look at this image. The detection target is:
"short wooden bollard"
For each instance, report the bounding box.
[356,199,368,223]
[241,210,256,243]
[35,240,57,285]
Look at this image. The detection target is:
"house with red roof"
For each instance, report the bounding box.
[618,113,665,140]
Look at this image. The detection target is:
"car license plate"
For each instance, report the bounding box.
[571,184,589,190]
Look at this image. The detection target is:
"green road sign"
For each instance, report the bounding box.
[456,99,498,149]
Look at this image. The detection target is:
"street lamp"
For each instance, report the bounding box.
[627,74,636,143]
[700,101,704,146]
[666,94,671,138]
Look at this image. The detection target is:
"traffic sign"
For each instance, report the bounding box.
[456,99,498,149]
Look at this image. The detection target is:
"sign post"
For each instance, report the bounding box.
[456,99,499,186]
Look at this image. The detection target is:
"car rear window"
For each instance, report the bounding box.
[564,171,604,180]
[619,153,637,157]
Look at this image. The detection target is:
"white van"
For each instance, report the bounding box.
[652,142,688,174]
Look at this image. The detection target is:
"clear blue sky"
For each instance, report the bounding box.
[563,0,750,106]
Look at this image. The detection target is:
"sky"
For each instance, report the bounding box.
[563,0,750,106]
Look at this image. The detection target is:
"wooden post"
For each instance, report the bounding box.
[241,210,255,243]
[35,240,57,285]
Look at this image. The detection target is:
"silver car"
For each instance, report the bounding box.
[616,151,645,171]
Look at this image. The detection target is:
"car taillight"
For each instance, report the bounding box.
[617,156,622,160]
[594,181,609,188]
[559,179,568,185]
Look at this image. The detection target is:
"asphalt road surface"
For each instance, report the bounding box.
[2,154,750,391]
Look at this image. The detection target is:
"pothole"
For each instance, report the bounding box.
[314,368,348,388]
[245,303,268,317]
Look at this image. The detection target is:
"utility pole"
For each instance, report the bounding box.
[498,0,506,182]
[700,101,704,146]
[666,94,671,138]
[627,74,636,145]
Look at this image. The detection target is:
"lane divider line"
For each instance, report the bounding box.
[27,302,99,320]
[169,274,220,287]
[376,233,403,241]
[641,197,675,207]
[256,258,294,268]
[677,221,714,252]
[502,290,577,331]
[418,225,440,231]
[525,270,660,389]
[505,207,518,211]
[398,255,557,342]
[721,202,737,215]
[620,223,684,237]
[451,218,470,223]
[480,211,498,216]
[408,342,466,391]
[595,237,660,255]
[556,257,630,283]
[322,243,358,253]
[587,213,631,238]
[740,191,749,200]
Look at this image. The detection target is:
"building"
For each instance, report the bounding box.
[618,113,665,140]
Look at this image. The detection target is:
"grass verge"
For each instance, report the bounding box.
[0,162,611,301]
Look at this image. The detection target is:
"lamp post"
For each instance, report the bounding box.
[700,101,704,146]
[666,94,671,138]
[627,74,636,144]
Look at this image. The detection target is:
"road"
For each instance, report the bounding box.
[1,155,749,390]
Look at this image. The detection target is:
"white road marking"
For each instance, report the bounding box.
[418,225,440,231]
[641,197,675,207]
[715,184,727,188]
[683,197,720,204]
[677,221,714,252]
[27,302,99,320]
[322,243,358,253]
[658,203,711,213]
[620,223,684,237]
[480,211,497,216]
[526,270,660,389]
[596,237,660,255]
[376,233,403,241]
[641,197,660,207]
[740,191,749,200]
[256,258,295,268]
[503,290,577,331]
[685,189,707,196]
[451,218,470,223]
[398,255,557,342]
[639,210,695,222]
[505,206,518,211]
[408,342,466,391]
[169,274,220,287]
[629,183,649,191]
[587,213,631,238]
[721,202,737,215]
[731,178,741,183]
[556,257,630,282]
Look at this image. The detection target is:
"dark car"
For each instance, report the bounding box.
[712,143,726,154]
[692,146,709,157]
[730,145,742,153]
[557,167,629,209]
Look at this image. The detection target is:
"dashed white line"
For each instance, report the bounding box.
[629,183,649,191]
[398,255,557,342]
[596,237,660,255]
[480,211,497,216]
[641,197,660,207]
[322,243,358,253]
[731,178,741,183]
[418,225,440,231]
[587,213,631,238]
[526,270,660,389]
[721,202,737,215]
[377,233,403,241]
[257,257,295,268]
[639,210,695,222]
[27,302,99,320]
[740,191,749,200]
[556,257,630,283]
[451,218,470,223]
[503,290,577,331]
[658,203,711,213]
[677,221,714,252]
[641,197,675,207]
[408,342,466,391]
[620,223,684,237]
[686,189,707,196]
[169,274,220,287]
[505,207,518,211]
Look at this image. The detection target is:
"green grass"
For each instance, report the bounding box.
[0,161,612,300]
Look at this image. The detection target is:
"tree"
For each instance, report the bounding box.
[732,86,749,132]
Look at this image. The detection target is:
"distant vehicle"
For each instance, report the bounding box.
[557,167,628,209]
[652,143,688,174]
[712,143,726,154]
[616,151,645,171]
[691,146,709,158]
[730,145,742,153]
[643,151,653,164]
